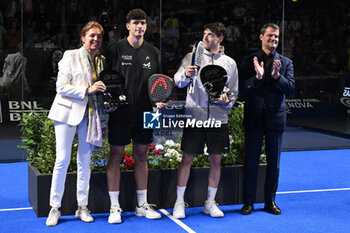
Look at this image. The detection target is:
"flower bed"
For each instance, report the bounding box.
[20,102,264,174]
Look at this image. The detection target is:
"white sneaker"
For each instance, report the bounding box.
[135,203,161,219]
[46,208,61,226]
[172,201,188,219]
[203,200,224,218]
[75,206,94,223]
[108,205,122,224]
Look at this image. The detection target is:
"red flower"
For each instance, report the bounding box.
[124,157,134,169]
[123,154,130,159]
[148,143,155,155]
[155,150,162,155]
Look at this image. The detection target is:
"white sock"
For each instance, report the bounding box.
[207,186,217,201]
[109,191,120,207]
[176,186,186,203]
[136,189,147,207]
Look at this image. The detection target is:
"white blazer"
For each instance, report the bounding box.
[48,48,93,126]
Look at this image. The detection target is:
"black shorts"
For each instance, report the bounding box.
[108,117,153,146]
[181,124,229,155]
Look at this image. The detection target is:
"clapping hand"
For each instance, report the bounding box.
[271,59,281,79]
[253,56,264,79]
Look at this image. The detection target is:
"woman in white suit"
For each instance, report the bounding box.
[46,21,107,227]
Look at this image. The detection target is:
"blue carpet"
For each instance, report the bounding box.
[1,150,350,232]
[0,162,29,209]
[279,149,350,191]
[0,210,187,233]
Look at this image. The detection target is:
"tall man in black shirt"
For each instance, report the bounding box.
[105,8,166,224]
[239,23,295,215]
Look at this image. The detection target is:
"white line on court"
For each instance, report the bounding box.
[2,188,350,227]
[277,187,350,194]
[159,209,196,233]
[0,207,32,211]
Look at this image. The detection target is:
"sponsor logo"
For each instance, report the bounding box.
[121,55,132,60]
[340,87,350,108]
[8,101,47,121]
[285,98,320,113]
[143,62,151,69]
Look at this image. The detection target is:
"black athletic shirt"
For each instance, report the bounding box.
[105,38,161,121]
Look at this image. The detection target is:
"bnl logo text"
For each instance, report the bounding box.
[143,111,162,129]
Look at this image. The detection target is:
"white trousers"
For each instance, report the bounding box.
[49,116,92,208]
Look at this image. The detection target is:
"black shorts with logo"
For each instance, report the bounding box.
[181,123,229,155]
[108,109,153,146]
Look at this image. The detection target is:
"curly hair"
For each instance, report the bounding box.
[126,9,147,23]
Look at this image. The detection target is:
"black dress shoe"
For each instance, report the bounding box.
[264,202,281,215]
[241,203,254,215]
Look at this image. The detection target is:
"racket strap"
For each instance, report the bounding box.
[189,77,195,94]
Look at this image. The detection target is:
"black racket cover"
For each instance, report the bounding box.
[98,70,128,107]
[148,74,174,103]
[200,65,228,102]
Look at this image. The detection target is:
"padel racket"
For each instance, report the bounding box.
[98,70,128,107]
[200,65,228,103]
[189,41,205,90]
[191,41,204,68]
[148,74,174,103]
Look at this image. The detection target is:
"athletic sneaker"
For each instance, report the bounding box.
[172,201,188,219]
[135,203,161,219]
[75,206,94,222]
[203,200,224,217]
[108,205,122,224]
[46,208,61,226]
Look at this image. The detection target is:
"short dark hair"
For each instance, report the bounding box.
[203,22,226,37]
[260,23,279,35]
[126,9,147,23]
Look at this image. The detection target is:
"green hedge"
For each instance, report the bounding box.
[19,102,264,173]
